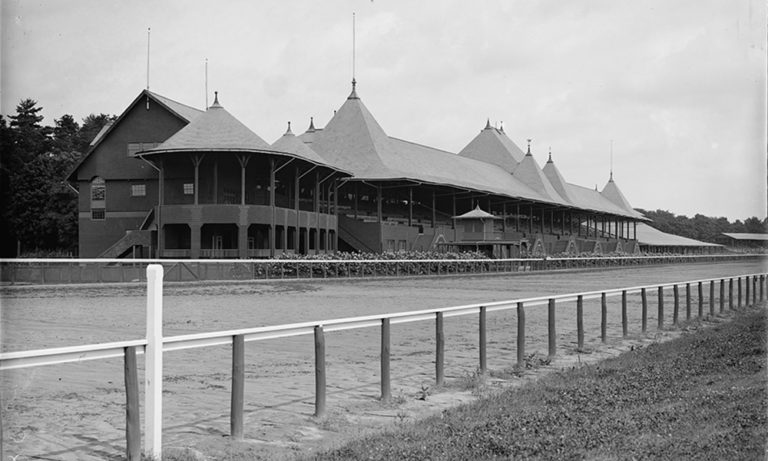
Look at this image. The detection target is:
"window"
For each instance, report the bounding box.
[131,184,146,197]
[127,142,160,157]
[183,183,194,195]
[91,177,106,221]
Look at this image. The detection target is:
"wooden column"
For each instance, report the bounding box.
[213,159,218,204]
[315,171,320,252]
[452,193,457,230]
[230,335,244,440]
[377,184,382,223]
[431,190,436,228]
[294,167,300,253]
[353,182,358,219]
[502,203,507,233]
[408,187,413,227]
[269,158,276,258]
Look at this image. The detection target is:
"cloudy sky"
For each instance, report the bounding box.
[3,0,765,220]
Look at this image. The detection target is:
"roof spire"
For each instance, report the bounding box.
[547,147,552,163]
[500,121,504,133]
[484,118,491,130]
[212,91,220,106]
[526,138,532,156]
[609,139,614,181]
[307,116,316,132]
[348,12,359,100]
[285,121,293,135]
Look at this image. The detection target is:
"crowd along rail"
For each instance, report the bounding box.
[0,253,764,285]
[0,266,766,460]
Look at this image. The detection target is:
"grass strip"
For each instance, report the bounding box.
[313,307,767,460]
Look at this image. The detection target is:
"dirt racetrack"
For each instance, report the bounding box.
[1,260,765,459]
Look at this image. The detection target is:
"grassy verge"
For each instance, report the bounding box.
[312,307,767,460]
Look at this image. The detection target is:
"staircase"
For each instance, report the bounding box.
[338,216,380,253]
[99,230,152,258]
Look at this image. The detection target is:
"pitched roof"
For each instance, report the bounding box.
[722,233,768,241]
[511,148,569,205]
[542,154,574,204]
[67,89,204,182]
[453,205,500,219]
[457,122,525,173]
[141,95,272,154]
[601,175,641,217]
[637,223,721,247]
[271,123,345,170]
[565,182,640,216]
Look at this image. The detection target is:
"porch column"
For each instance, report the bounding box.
[377,184,382,223]
[540,209,544,234]
[295,167,300,252]
[354,182,358,219]
[528,205,533,234]
[516,204,520,232]
[593,215,598,238]
[269,158,276,258]
[238,224,248,259]
[237,154,251,205]
[333,179,339,253]
[452,193,456,230]
[633,221,637,240]
[315,171,320,253]
[502,203,507,233]
[550,210,554,235]
[190,224,201,259]
[191,155,202,205]
[158,161,165,257]
[431,191,436,228]
[408,187,413,227]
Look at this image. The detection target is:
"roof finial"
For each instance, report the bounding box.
[526,138,532,156]
[484,118,491,130]
[500,121,504,133]
[609,139,614,181]
[213,91,219,106]
[285,121,293,135]
[547,147,552,163]
[307,116,316,132]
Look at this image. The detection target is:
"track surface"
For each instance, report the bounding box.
[1,260,765,460]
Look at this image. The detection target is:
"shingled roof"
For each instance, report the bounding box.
[453,205,500,219]
[271,122,344,170]
[307,87,554,203]
[141,94,271,154]
[511,145,569,205]
[457,121,525,173]
[601,175,645,218]
[542,152,575,204]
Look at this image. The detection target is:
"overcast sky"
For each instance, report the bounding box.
[3,0,766,220]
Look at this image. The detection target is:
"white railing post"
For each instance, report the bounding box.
[145,264,164,459]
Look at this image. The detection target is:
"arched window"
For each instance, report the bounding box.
[91,177,106,220]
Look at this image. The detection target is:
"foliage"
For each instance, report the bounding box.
[314,308,767,460]
[636,208,767,244]
[0,99,115,256]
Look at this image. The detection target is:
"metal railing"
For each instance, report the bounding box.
[1,266,766,460]
[0,253,763,285]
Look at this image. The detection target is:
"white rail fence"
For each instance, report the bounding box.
[1,266,766,460]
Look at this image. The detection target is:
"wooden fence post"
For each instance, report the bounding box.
[698,282,704,317]
[576,295,584,351]
[686,283,691,320]
[314,325,326,417]
[673,285,679,325]
[230,334,245,440]
[709,281,715,316]
[145,264,164,460]
[479,306,487,374]
[517,302,525,367]
[436,312,445,386]
[657,286,664,330]
[719,280,725,313]
[381,318,391,402]
[729,278,733,310]
[601,293,607,343]
[641,288,647,333]
[746,276,751,307]
[548,298,556,359]
[124,346,140,461]
[621,291,628,338]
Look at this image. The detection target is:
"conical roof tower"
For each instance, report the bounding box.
[458,120,525,173]
[541,149,574,204]
[512,141,568,205]
[601,172,641,217]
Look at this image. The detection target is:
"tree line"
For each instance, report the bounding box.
[635,209,766,244]
[0,98,115,257]
[0,98,765,257]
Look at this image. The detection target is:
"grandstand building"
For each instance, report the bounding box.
[68,81,647,258]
